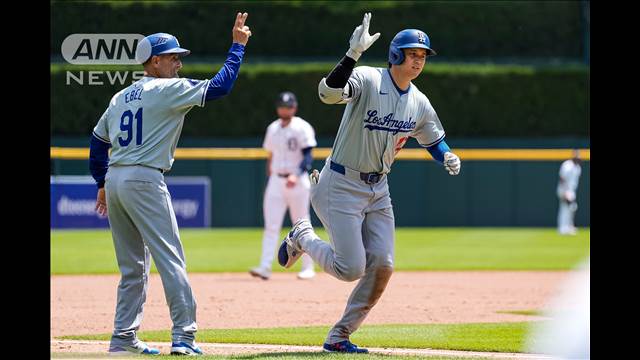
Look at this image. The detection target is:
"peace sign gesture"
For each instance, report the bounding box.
[233,12,252,46]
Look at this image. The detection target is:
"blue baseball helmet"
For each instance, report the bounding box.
[135,33,191,64]
[388,29,436,65]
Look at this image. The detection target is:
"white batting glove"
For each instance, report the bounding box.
[444,152,461,176]
[346,12,381,61]
[310,169,320,184]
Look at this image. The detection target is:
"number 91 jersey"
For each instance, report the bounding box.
[92,77,210,172]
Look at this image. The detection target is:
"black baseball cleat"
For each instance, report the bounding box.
[323,340,369,353]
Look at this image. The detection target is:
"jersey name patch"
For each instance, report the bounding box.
[363,110,416,135]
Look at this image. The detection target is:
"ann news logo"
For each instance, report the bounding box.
[61,34,146,85]
[61,34,145,65]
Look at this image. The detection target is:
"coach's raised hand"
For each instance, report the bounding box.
[233,12,252,46]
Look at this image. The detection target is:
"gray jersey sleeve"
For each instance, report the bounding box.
[412,101,445,147]
[92,106,111,143]
[157,78,211,110]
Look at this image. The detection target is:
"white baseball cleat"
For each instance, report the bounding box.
[108,341,160,355]
[249,266,272,280]
[171,341,203,356]
[297,268,316,280]
[558,226,578,236]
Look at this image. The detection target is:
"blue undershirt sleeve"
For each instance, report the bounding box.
[89,134,111,188]
[299,147,313,174]
[425,138,451,164]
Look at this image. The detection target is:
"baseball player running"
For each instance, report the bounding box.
[250,91,317,280]
[277,13,461,353]
[89,13,251,356]
[557,150,582,235]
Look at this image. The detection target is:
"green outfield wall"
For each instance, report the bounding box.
[50,139,590,228]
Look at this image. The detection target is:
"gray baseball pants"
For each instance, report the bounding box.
[298,159,395,344]
[105,165,197,348]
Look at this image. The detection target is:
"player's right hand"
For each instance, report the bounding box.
[346,12,381,61]
[95,187,108,217]
[286,174,298,188]
[233,12,251,46]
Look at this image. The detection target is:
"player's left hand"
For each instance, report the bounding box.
[444,152,461,175]
[286,174,298,188]
[95,187,108,217]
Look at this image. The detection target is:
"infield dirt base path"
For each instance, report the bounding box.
[51,271,567,357]
[50,339,554,359]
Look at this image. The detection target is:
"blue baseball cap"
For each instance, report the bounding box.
[135,33,191,64]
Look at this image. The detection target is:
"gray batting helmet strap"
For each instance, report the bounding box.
[276,91,298,107]
[388,29,436,65]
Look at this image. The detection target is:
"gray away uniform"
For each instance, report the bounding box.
[93,76,210,349]
[299,66,445,344]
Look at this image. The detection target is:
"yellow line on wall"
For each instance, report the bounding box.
[51,147,590,161]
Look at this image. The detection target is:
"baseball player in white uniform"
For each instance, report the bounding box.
[557,150,582,235]
[89,13,252,356]
[277,13,461,353]
[249,91,317,280]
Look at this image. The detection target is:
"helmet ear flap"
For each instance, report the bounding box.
[388,46,404,65]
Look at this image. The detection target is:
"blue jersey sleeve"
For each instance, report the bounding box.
[205,43,245,101]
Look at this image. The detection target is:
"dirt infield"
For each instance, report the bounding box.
[51,271,567,339]
[50,340,554,359]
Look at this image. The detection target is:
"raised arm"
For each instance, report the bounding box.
[205,12,252,101]
[318,13,380,105]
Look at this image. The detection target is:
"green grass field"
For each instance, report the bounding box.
[51,227,590,274]
[52,227,587,358]
[63,322,535,353]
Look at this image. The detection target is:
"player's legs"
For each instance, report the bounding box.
[117,166,198,346]
[105,168,152,350]
[568,201,578,232]
[326,190,395,343]
[285,174,315,275]
[558,199,571,234]
[302,165,367,281]
[258,176,288,271]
